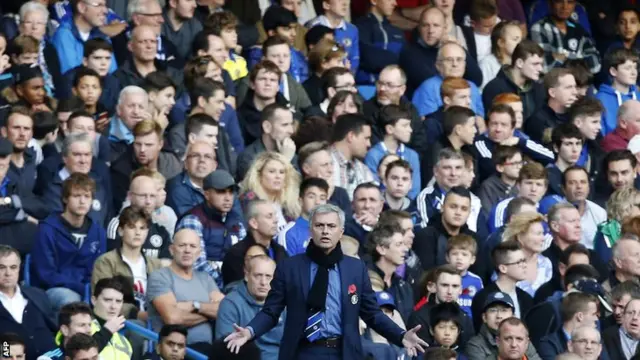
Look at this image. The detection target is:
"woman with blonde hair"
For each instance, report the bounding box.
[594,187,640,263]
[502,211,552,296]
[239,151,301,231]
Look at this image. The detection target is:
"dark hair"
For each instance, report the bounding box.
[367,222,404,261]
[444,186,471,203]
[493,145,521,167]
[204,11,238,36]
[562,166,589,187]
[544,68,574,91]
[504,196,536,223]
[559,243,590,265]
[189,77,225,108]
[605,149,638,171]
[32,111,59,140]
[143,71,176,93]
[353,182,381,199]
[72,67,101,88]
[293,117,333,150]
[492,240,522,270]
[321,67,352,98]
[184,56,219,92]
[93,277,125,298]
[57,97,85,114]
[569,96,603,121]
[551,123,583,150]
[327,91,363,120]
[379,104,411,131]
[68,110,95,129]
[511,39,544,64]
[611,280,640,302]
[560,292,597,323]
[305,25,334,49]
[443,106,475,137]
[331,113,370,143]
[385,159,413,179]
[83,38,113,58]
[564,264,600,289]
[423,348,458,360]
[59,302,92,327]
[488,104,516,128]
[299,177,329,196]
[262,35,290,56]
[606,47,640,71]
[249,60,282,83]
[118,206,151,230]
[263,6,297,33]
[429,302,463,332]
[191,30,215,56]
[0,332,25,348]
[261,103,290,123]
[62,173,96,201]
[185,113,219,138]
[564,59,593,88]
[470,0,497,21]
[65,333,98,360]
[158,324,188,343]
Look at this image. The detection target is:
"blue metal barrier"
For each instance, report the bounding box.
[124,320,208,360]
[23,254,31,286]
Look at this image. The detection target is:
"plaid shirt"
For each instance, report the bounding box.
[329,145,375,200]
[530,16,601,74]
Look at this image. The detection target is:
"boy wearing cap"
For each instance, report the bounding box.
[445,234,483,318]
[465,291,541,360]
[175,170,246,287]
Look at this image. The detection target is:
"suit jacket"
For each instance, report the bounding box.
[247,253,406,360]
[537,327,568,360]
[603,325,640,360]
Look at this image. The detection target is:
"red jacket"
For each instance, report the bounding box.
[601,128,630,152]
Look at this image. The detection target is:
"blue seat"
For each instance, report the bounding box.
[125,320,208,360]
[24,254,91,303]
[357,85,376,100]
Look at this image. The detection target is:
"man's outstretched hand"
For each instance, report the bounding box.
[402,325,428,357]
[224,323,252,354]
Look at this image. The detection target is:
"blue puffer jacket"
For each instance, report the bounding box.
[354,13,405,85]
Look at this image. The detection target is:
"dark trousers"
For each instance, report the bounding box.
[296,346,342,360]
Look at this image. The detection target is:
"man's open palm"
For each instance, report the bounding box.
[402,325,428,357]
[224,323,252,354]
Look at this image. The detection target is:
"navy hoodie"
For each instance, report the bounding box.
[31,214,106,295]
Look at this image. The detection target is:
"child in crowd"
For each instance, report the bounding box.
[479,21,523,90]
[72,67,109,125]
[381,159,416,212]
[477,145,522,214]
[206,11,248,81]
[143,71,177,132]
[9,34,39,66]
[428,302,469,359]
[376,153,400,185]
[445,234,483,318]
[278,177,329,256]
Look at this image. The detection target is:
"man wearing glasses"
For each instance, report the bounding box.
[51,0,119,74]
[465,291,541,360]
[603,298,640,359]
[567,326,604,360]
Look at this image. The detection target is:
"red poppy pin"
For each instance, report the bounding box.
[348,284,358,305]
[348,284,357,294]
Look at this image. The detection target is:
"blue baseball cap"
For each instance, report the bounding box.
[483,291,515,312]
[376,291,396,310]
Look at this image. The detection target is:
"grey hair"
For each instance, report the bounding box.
[436,41,465,62]
[0,245,20,261]
[61,132,93,157]
[244,199,271,222]
[570,326,601,344]
[380,64,407,86]
[547,202,577,225]
[309,203,345,229]
[436,148,464,167]
[117,86,148,107]
[612,233,640,260]
[19,1,49,22]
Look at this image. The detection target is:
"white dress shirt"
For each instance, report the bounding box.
[0,286,28,323]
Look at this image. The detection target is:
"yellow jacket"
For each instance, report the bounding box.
[54,319,133,360]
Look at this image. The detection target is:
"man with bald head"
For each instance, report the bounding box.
[602,100,640,152]
[412,41,485,117]
[147,228,225,353]
[113,25,183,89]
[399,7,482,94]
[567,326,604,360]
[106,174,171,260]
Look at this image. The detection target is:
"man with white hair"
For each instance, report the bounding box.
[567,326,604,360]
[603,298,640,359]
[108,85,149,158]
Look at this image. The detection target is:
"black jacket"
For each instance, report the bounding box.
[471,281,534,333]
[482,67,546,121]
[110,30,181,69]
[603,325,640,360]
[423,134,478,188]
[237,90,295,145]
[111,59,183,93]
[413,213,478,271]
[524,104,570,145]
[221,233,288,286]
[476,175,518,214]
[408,295,475,346]
[302,74,323,106]
[0,179,46,255]
[368,262,415,324]
[542,242,608,283]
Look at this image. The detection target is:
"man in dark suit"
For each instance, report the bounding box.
[603,298,640,359]
[224,203,427,359]
[0,245,57,360]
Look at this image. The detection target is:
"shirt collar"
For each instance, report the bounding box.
[0,285,22,300]
[317,15,347,30]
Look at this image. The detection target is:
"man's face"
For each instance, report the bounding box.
[157,332,187,360]
[201,90,226,121]
[613,60,638,87]
[444,88,472,109]
[62,313,92,338]
[331,73,357,97]
[205,35,229,65]
[497,323,529,360]
[457,116,477,144]
[246,259,275,301]
[4,114,33,152]
[621,104,640,138]
[134,132,162,166]
[170,231,201,268]
[83,49,112,77]
[472,15,498,36]
[580,301,600,328]
[130,27,158,62]
[150,87,176,115]
[623,299,640,338]
[129,176,158,215]
[206,188,234,213]
[563,169,590,202]
[434,158,464,190]
[173,0,197,19]
[220,26,238,50]
[615,239,640,277]
[555,137,582,165]
[63,141,93,174]
[74,75,102,107]
[500,153,523,181]
[7,343,25,360]
[573,114,602,140]
[252,69,280,100]
[323,0,349,18]
[555,208,582,244]
[304,150,334,181]
[568,329,602,360]
[185,143,216,180]
[378,232,407,266]
[518,178,547,203]
[518,55,544,81]
[437,44,466,78]
[274,24,297,46]
[551,0,577,21]
[0,253,20,291]
[266,110,295,142]
[376,68,405,106]
[419,9,446,46]
[502,249,527,281]
[21,11,47,41]
[384,166,412,199]
[488,112,514,142]
[432,320,459,347]
[352,187,383,217]
[18,78,46,105]
[251,203,279,238]
[551,75,578,109]
[441,193,471,228]
[264,43,291,73]
[388,118,412,144]
[613,294,633,324]
[373,0,397,17]
[92,288,124,320]
[434,273,462,303]
[80,0,108,27]
[618,10,640,42]
[117,93,147,130]
[119,220,149,249]
[301,186,328,215]
[310,211,344,253]
[608,159,635,189]
[68,115,97,142]
[507,101,524,129]
[70,348,99,360]
[482,304,514,331]
[133,1,164,35]
[348,125,372,159]
[399,218,415,248]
